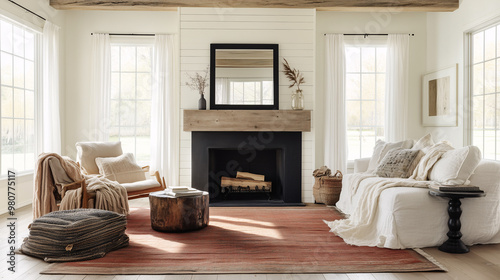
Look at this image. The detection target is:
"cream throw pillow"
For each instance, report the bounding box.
[429,146,482,185]
[76,141,123,174]
[412,133,435,153]
[95,153,146,184]
[367,139,414,173]
[410,141,454,181]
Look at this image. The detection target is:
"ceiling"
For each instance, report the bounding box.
[49,0,459,12]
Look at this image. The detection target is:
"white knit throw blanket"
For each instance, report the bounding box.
[325,175,430,247]
[325,148,444,247]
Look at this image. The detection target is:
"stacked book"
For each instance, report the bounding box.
[165,186,204,197]
[429,185,484,193]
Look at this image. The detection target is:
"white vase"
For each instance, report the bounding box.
[291,89,304,110]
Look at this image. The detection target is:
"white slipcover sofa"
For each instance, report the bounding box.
[334,146,500,249]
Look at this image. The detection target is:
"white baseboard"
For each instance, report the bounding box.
[0,201,32,216]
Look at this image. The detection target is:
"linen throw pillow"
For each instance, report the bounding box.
[367,139,414,173]
[428,146,482,185]
[412,133,435,153]
[76,141,123,174]
[375,149,421,178]
[95,153,146,184]
[410,141,454,181]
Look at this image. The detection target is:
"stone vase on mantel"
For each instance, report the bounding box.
[198,92,207,110]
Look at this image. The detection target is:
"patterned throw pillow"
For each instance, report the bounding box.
[366,139,414,173]
[375,149,422,178]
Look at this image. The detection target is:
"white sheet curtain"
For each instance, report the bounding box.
[41,21,61,153]
[215,77,229,104]
[385,34,409,142]
[150,34,179,186]
[324,34,347,173]
[90,33,111,141]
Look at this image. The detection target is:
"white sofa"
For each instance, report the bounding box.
[335,157,500,249]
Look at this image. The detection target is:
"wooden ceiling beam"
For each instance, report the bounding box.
[49,0,459,12]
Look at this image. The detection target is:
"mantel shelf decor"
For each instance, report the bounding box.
[183,110,311,132]
[185,66,209,110]
[282,58,305,110]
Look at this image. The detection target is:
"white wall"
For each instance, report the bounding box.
[178,8,316,202]
[63,10,179,158]
[0,0,65,214]
[426,0,500,147]
[315,11,428,169]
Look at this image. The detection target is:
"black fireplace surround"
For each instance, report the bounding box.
[192,131,302,206]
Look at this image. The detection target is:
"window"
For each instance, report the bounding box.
[216,78,273,105]
[109,44,153,165]
[1,17,39,176]
[470,23,500,160]
[345,45,387,161]
[230,79,273,105]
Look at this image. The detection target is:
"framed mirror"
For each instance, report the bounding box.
[210,43,279,110]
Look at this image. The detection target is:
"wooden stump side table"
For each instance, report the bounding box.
[429,190,486,254]
[149,191,209,232]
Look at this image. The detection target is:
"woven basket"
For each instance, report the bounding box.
[313,177,323,204]
[318,171,342,206]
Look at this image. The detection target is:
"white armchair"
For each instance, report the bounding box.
[75,141,165,200]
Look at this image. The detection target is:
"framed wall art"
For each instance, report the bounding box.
[422,64,458,127]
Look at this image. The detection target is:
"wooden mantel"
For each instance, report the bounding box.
[183,110,311,132]
[49,0,458,12]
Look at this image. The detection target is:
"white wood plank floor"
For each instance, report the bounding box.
[1,198,499,280]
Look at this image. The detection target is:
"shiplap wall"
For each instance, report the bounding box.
[179,8,316,202]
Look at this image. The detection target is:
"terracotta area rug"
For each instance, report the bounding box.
[42,207,445,274]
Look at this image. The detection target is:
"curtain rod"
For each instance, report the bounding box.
[8,0,46,21]
[324,33,415,38]
[90,33,156,36]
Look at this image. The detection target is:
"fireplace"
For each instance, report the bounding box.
[184,109,311,206]
[192,131,303,206]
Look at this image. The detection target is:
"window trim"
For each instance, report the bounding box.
[0,15,42,177]
[0,10,44,33]
[464,31,473,147]
[465,16,500,149]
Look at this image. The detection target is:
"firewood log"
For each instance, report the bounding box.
[236,171,265,181]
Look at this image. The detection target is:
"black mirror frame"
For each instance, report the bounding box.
[210,43,279,110]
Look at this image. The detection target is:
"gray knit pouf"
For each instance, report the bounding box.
[20,209,129,262]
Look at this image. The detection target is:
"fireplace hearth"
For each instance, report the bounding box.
[192,131,303,206]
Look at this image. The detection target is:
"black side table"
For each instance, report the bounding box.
[429,190,486,254]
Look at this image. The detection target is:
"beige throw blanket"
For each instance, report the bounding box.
[33,153,129,219]
[34,153,84,219]
[60,176,129,215]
